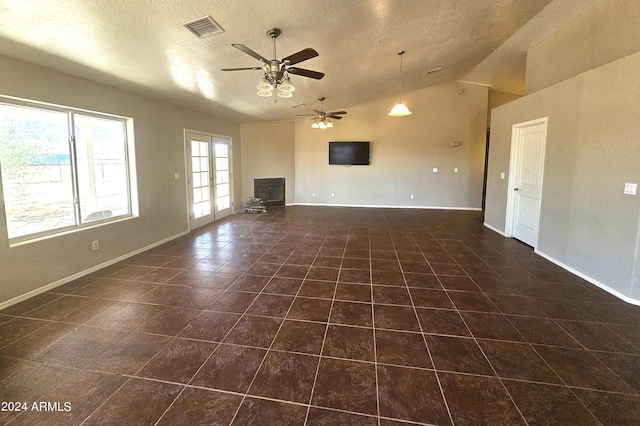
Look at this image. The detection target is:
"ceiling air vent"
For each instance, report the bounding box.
[183,16,224,38]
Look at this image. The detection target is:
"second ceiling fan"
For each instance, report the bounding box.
[221,28,324,97]
[298,97,347,128]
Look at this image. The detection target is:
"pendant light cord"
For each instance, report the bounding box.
[398,50,405,102]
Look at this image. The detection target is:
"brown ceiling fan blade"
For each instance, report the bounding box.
[287,67,325,80]
[327,111,347,115]
[313,109,323,114]
[220,67,263,71]
[282,48,319,65]
[327,115,343,120]
[231,44,269,64]
[295,114,316,117]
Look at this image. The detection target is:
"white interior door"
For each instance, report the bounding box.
[508,119,547,247]
[186,132,233,230]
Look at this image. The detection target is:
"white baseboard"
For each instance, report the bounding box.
[294,202,481,211]
[535,249,640,306]
[483,222,507,237]
[0,230,190,311]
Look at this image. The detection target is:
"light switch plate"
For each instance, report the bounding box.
[432,168,438,173]
[624,183,637,195]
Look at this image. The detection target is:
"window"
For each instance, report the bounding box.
[0,97,134,242]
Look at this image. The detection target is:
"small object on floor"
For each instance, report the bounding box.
[244,197,267,213]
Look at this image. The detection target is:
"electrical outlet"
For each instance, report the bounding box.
[410,194,414,199]
[500,172,505,180]
[432,168,438,173]
[453,168,458,173]
[92,240,99,251]
[312,192,316,197]
[624,183,637,195]
[331,192,335,198]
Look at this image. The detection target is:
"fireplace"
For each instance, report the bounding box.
[254,178,285,207]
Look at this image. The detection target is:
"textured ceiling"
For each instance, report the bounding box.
[0,0,595,123]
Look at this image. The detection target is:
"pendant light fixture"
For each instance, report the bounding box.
[388,50,412,117]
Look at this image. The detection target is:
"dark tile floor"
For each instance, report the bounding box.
[1,206,640,425]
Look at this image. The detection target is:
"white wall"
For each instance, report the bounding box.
[0,55,242,305]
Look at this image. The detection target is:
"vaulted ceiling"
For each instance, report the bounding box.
[0,0,598,123]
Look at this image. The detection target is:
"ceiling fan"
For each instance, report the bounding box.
[297,97,347,128]
[221,28,324,98]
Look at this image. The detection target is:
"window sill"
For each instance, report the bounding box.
[8,215,137,248]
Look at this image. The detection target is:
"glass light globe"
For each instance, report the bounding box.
[388,102,412,116]
[257,78,273,91]
[279,78,295,92]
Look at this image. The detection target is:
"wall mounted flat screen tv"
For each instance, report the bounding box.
[329,141,370,165]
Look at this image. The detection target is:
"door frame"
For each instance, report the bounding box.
[505,117,548,246]
[183,129,234,231]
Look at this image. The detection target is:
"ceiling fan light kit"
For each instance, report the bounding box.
[221,28,324,99]
[388,51,412,117]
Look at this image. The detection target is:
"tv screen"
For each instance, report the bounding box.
[329,142,370,165]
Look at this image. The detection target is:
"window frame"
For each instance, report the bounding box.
[0,95,136,245]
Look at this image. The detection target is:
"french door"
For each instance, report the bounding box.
[186,131,233,229]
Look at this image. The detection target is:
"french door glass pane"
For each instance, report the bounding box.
[74,114,129,223]
[216,196,230,210]
[0,102,75,238]
[214,143,228,157]
[213,142,231,213]
[215,157,227,171]
[216,171,229,184]
[191,140,211,219]
[216,184,229,197]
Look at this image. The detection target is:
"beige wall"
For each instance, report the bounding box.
[240,121,296,205]
[488,90,521,128]
[294,82,489,209]
[485,56,640,299]
[525,0,640,93]
[0,55,242,305]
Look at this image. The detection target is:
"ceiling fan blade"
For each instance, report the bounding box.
[231,43,269,64]
[287,67,325,80]
[295,114,316,117]
[327,111,347,115]
[313,109,323,114]
[282,48,319,65]
[220,67,263,71]
[327,115,343,120]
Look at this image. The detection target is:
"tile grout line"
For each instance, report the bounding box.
[455,241,608,425]
[401,230,456,426]
[369,230,382,426]
[226,228,330,425]
[453,243,541,426]
[152,228,293,426]
[302,231,346,425]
